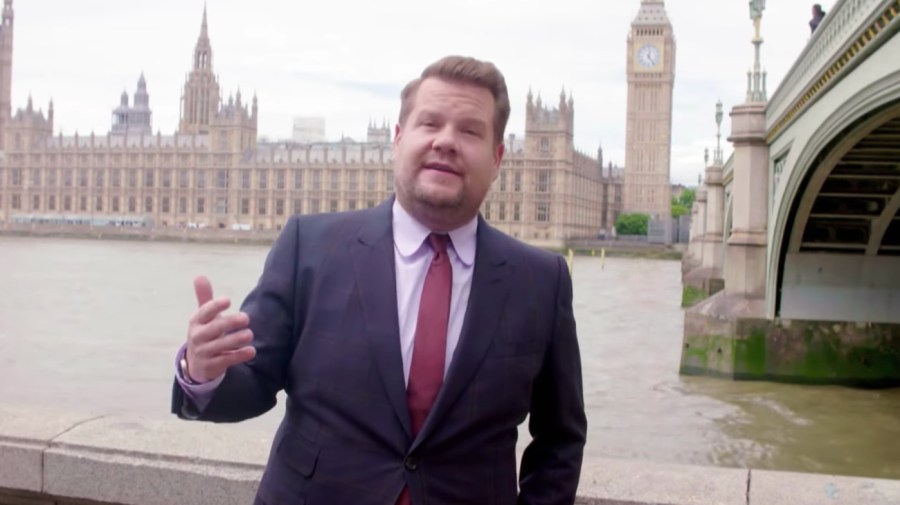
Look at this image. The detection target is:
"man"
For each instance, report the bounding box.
[172,55,587,505]
[810,4,826,34]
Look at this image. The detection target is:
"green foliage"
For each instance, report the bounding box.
[678,188,696,208]
[615,213,650,236]
[672,189,697,218]
[671,203,690,218]
[671,188,697,218]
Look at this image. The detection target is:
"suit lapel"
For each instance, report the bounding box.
[412,219,511,450]
[350,201,413,440]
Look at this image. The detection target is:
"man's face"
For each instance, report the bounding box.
[393,77,504,230]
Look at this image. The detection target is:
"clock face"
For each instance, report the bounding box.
[637,44,661,68]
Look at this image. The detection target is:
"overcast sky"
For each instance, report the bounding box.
[9,0,834,185]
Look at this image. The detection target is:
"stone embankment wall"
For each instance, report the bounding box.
[2,406,899,505]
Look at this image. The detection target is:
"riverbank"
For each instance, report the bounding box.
[0,225,683,260]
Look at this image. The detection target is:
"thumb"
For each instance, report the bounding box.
[193,275,214,307]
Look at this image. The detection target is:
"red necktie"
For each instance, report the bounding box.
[398,233,452,505]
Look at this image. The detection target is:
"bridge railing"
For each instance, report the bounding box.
[766,0,899,140]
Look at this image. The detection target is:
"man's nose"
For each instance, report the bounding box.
[432,126,458,154]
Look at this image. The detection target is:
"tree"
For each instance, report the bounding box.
[671,188,696,218]
[615,213,650,236]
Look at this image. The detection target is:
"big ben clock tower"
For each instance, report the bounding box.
[624,0,676,219]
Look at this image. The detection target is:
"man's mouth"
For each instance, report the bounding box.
[422,162,459,175]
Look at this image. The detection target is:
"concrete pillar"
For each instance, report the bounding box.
[725,103,769,303]
[688,187,707,268]
[701,164,725,274]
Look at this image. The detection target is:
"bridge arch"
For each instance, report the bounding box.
[772,79,900,323]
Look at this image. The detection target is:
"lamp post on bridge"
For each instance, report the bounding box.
[747,0,768,103]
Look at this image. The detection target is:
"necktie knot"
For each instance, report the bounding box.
[428,233,450,255]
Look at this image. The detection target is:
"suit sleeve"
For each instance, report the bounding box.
[171,216,301,422]
[517,255,587,505]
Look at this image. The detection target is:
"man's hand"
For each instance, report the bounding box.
[184,275,256,383]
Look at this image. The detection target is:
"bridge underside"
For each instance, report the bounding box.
[779,103,900,323]
[800,114,900,255]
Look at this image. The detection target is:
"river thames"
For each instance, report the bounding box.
[1,235,898,479]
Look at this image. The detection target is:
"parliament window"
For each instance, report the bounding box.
[514,172,521,192]
[95,169,104,188]
[499,172,506,191]
[112,197,120,212]
[218,170,229,189]
[386,172,394,191]
[330,172,339,191]
[276,199,285,216]
[145,197,153,213]
[258,170,268,190]
[348,200,357,211]
[197,170,207,189]
[310,199,320,213]
[179,197,187,214]
[80,197,87,211]
[144,170,154,188]
[258,198,267,215]
[95,197,103,212]
[64,169,73,187]
[79,169,88,187]
[10,168,21,186]
[294,171,303,190]
[128,169,137,188]
[536,203,550,222]
[112,169,121,188]
[499,203,506,221]
[293,199,302,214]
[276,170,286,190]
[179,170,189,189]
[514,203,521,221]
[49,195,56,210]
[128,197,136,213]
[11,194,21,210]
[63,196,72,211]
[32,195,40,210]
[241,170,251,189]
[366,172,376,191]
[348,171,359,191]
[241,198,250,215]
[162,197,170,213]
[31,168,41,188]
[330,200,338,212]
[217,197,228,215]
[196,197,205,214]
[537,171,551,192]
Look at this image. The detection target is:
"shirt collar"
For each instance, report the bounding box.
[392,199,477,266]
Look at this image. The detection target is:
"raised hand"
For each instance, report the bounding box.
[184,275,256,383]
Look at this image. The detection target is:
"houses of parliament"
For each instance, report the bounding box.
[0,0,676,247]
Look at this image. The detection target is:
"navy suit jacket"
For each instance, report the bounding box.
[172,199,587,505]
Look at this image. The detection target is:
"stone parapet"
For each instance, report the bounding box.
[3,405,900,505]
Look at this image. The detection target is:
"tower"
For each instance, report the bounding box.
[524,87,574,158]
[624,0,676,219]
[178,6,220,135]
[0,0,14,149]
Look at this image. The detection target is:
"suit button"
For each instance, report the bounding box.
[404,456,419,471]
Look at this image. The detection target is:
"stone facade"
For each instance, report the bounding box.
[0,3,623,248]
